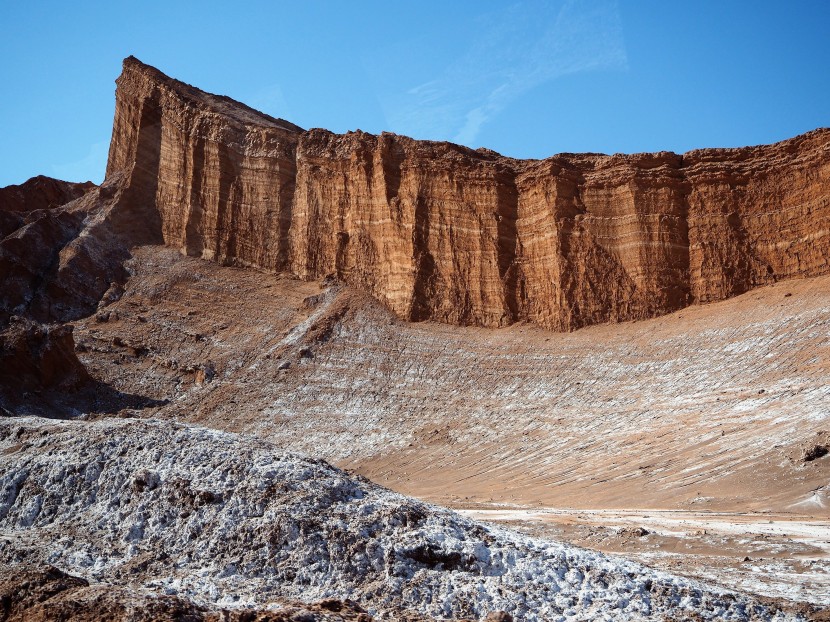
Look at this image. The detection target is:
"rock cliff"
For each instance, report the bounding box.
[107,57,830,330]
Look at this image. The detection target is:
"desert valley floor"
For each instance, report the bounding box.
[11,244,824,612]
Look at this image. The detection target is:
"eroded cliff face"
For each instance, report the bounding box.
[107,57,830,330]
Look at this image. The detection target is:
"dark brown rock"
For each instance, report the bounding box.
[0,317,90,397]
[0,566,377,622]
[0,175,94,214]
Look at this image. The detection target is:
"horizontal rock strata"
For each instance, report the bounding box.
[107,57,830,330]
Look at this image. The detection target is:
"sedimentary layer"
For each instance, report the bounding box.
[107,57,830,330]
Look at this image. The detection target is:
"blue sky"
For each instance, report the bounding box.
[1,1,828,186]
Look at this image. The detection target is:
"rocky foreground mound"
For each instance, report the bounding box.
[0,417,805,621]
[108,56,830,331]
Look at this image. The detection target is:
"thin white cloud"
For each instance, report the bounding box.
[368,0,627,146]
[52,139,109,183]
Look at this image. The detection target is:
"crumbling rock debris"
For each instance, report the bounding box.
[0,417,802,621]
[786,431,830,464]
[98,282,126,309]
[0,565,378,622]
[801,431,830,463]
[804,445,829,462]
[618,527,651,539]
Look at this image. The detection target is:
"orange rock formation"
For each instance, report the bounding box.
[107,57,830,330]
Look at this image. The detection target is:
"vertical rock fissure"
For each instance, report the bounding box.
[215,142,238,264]
[381,136,405,204]
[496,167,521,323]
[184,133,206,257]
[410,193,436,322]
[114,95,164,245]
[276,148,297,271]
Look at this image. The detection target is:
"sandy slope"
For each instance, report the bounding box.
[9,243,818,610]
[67,245,830,516]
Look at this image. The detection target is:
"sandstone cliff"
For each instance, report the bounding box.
[107,57,830,330]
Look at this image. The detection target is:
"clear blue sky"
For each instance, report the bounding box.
[1,1,828,186]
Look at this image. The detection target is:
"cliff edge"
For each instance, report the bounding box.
[106,56,830,331]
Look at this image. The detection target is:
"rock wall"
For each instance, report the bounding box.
[107,57,830,330]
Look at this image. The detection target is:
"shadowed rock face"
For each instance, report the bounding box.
[0,175,94,214]
[0,318,89,400]
[0,178,143,328]
[106,56,830,331]
[0,176,94,240]
[0,171,165,415]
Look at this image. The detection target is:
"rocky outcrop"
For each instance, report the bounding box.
[0,170,171,328]
[0,318,89,410]
[0,172,168,414]
[106,57,301,269]
[106,57,830,330]
[0,175,94,214]
[0,176,94,241]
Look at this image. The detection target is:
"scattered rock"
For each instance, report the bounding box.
[795,431,830,463]
[98,282,125,308]
[804,444,829,462]
[194,362,216,385]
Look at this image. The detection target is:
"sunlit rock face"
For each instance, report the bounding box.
[107,56,830,331]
